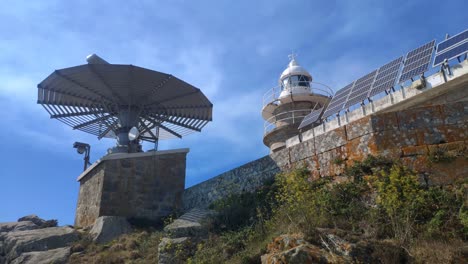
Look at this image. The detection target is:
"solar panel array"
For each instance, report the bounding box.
[433,29,468,66]
[322,82,354,119]
[345,70,377,109]
[398,40,435,83]
[298,109,323,129]
[368,56,404,98]
[298,28,467,130]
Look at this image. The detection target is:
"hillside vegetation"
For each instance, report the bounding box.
[189,156,467,263]
[70,156,467,263]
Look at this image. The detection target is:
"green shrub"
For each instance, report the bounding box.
[372,165,425,244]
[209,179,277,232]
[344,155,394,182]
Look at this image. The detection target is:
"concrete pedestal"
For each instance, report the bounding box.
[74,149,189,228]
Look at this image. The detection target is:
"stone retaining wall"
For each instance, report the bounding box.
[182,155,281,210]
[183,101,467,211]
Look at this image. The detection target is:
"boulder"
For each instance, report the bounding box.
[164,208,214,238]
[10,247,71,264]
[0,221,38,233]
[89,216,132,244]
[17,215,47,227]
[261,234,346,264]
[17,215,57,229]
[158,237,196,264]
[3,226,79,262]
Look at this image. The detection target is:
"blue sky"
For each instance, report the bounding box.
[0,0,466,225]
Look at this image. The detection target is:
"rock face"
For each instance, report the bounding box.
[18,215,57,229]
[261,234,344,264]
[10,247,71,264]
[3,226,78,262]
[164,208,214,238]
[89,216,132,244]
[158,237,196,264]
[0,215,79,264]
[17,215,47,227]
[158,208,214,264]
[0,222,38,233]
[261,230,409,264]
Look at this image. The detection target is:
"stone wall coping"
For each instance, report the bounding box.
[76,148,190,182]
[286,59,468,148]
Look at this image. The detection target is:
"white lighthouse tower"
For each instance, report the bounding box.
[262,55,333,152]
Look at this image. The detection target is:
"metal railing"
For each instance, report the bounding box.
[262,81,334,107]
[264,108,312,134]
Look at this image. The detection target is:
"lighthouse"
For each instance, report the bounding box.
[262,55,332,152]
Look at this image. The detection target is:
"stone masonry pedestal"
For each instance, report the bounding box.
[74,149,189,228]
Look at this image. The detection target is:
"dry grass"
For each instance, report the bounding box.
[68,230,163,264]
[409,239,467,264]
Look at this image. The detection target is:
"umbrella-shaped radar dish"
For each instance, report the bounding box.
[37,54,213,153]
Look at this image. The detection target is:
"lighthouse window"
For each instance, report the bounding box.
[298,75,310,87]
[290,76,299,85]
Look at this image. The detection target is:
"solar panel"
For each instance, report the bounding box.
[322,81,355,119]
[368,56,404,98]
[344,70,377,109]
[398,40,435,83]
[436,29,468,53]
[433,29,468,66]
[298,108,323,129]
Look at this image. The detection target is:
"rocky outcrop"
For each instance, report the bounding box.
[17,215,57,228]
[158,208,214,264]
[0,215,79,264]
[158,237,196,264]
[10,247,71,264]
[261,230,409,264]
[0,222,38,233]
[3,226,78,262]
[164,208,214,238]
[89,216,132,244]
[261,234,345,264]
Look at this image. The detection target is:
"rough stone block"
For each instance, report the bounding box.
[315,127,347,153]
[402,145,428,157]
[345,133,378,162]
[396,105,444,131]
[441,123,467,143]
[317,147,346,177]
[89,216,132,244]
[270,148,290,167]
[346,116,372,141]
[289,140,315,163]
[428,157,468,185]
[440,101,468,125]
[370,112,399,132]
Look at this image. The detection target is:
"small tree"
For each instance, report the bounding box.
[374,165,425,245]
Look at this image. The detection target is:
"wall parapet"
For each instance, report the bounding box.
[182,155,281,210]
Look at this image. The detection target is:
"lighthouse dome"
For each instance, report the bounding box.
[278,56,313,97]
[279,58,313,82]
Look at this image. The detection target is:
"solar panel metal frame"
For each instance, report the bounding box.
[298,108,323,129]
[368,56,404,98]
[436,29,468,53]
[344,70,377,109]
[398,40,435,83]
[433,41,468,67]
[322,81,355,119]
